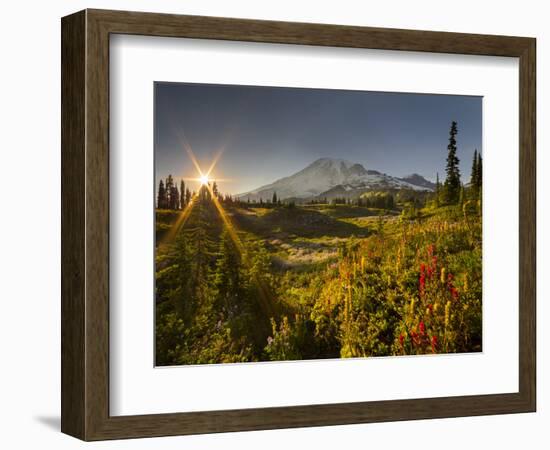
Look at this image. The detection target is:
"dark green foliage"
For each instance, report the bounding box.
[470,149,478,193]
[173,185,180,210]
[158,175,186,210]
[435,172,440,207]
[443,121,461,204]
[165,174,175,209]
[168,230,194,320]
[212,181,219,199]
[155,192,280,365]
[468,149,482,202]
[185,187,192,205]
[475,152,482,197]
[361,192,395,209]
[180,180,185,208]
[214,229,243,316]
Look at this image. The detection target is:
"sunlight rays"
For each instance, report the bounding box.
[204,147,225,178]
[173,123,228,187]
[158,193,198,245]
[160,131,276,317]
[204,183,276,318]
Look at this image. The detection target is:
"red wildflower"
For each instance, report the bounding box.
[450,287,459,300]
[427,244,435,257]
[419,273,426,296]
[410,330,420,346]
[419,263,427,296]
[431,335,438,352]
[419,321,426,335]
[399,334,405,348]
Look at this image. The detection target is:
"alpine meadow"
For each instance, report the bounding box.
[154,83,482,366]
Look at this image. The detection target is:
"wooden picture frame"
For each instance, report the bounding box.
[61,9,536,441]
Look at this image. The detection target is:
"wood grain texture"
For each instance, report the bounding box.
[61,10,86,439]
[89,8,532,56]
[60,9,537,441]
[518,38,536,409]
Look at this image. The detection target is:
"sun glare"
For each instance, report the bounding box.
[200,174,209,185]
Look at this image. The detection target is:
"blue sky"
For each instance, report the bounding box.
[155,82,482,195]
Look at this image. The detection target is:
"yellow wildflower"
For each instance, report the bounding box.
[444,301,451,327]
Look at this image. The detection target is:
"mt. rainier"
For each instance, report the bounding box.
[238,158,434,201]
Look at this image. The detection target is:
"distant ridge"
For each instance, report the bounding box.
[399,173,436,190]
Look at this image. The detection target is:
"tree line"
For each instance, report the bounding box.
[156,176,295,210]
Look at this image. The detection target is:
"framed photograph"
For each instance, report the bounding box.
[61,9,536,440]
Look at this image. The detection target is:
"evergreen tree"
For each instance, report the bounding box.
[157,179,167,209]
[198,184,206,202]
[173,185,180,210]
[476,152,482,196]
[180,180,186,208]
[386,194,395,210]
[470,149,478,185]
[212,181,219,199]
[185,188,192,205]
[214,229,242,316]
[443,121,461,204]
[272,191,277,204]
[469,149,479,199]
[170,229,193,320]
[435,172,440,208]
[165,175,175,209]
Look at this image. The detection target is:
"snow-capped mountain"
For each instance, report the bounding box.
[238,158,434,201]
